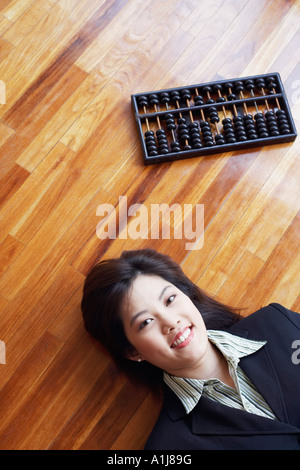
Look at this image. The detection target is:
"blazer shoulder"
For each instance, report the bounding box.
[229,303,300,337]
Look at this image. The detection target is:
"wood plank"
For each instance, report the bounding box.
[50,362,126,450]
[0,265,84,388]
[1,0,41,21]
[0,234,24,280]
[2,0,127,129]
[0,325,107,449]
[0,331,63,434]
[217,250,265,310]
[268,249,300,308]
[181,144,296,292]
[2,0,57,46]
[0,64,87,175]
[78,380,149,450]
[0,143,76,244]
[0,0,109,117]
[0,163,30,208]
[111,392,162,450]
[238,211,300,311]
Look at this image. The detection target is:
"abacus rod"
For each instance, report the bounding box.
[174,99,189,147]
[185,98,194,123]
[152,103,162,129]
[248,89,260,114]
[259,86,270,112]
[269,84,281,110]
[226,86,239,116]
[165,100,177,142]
[143,105,151,132]
[195,87,206,121]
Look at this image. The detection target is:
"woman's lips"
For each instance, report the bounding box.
[171,326,193,348]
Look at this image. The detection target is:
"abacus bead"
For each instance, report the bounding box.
[279,123,290,131]
[255,79,265,90]
[181,89,191,100]
[145,130,155,137]
[138,95,148,103]
[166,121,176,130]
[160,92,170,102]
[138,99,148,108]
[267,81,276,90]
[245,80,255,90]
[224,82,234,90]
[170,142,180,152]
[235,81,244,92]
[206,99,215,104]
[227,93,236,100]
[254,112,264,120]
[213,84,222,91]
[215,134,225,144]
[194,95,204,105]
[171,91,180,101]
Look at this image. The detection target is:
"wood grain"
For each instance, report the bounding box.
[0,0,299,450]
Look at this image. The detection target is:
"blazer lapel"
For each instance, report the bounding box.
[238,344,288,423]
[191,396,298,436]
[229,326,289,423]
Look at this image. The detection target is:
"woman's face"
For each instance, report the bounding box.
[121,274,211,378]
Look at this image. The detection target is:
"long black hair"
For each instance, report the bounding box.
[81,249,240,391]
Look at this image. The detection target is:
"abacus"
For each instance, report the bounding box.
[131,73,297,165]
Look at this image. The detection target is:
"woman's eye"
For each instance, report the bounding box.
[139,318,152,330]
[166,295,175,306]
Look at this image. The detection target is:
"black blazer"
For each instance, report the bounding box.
[145,303,300,450]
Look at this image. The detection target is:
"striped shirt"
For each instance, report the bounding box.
[164,329,277,420]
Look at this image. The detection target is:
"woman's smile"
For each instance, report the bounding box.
[170,326,194,348]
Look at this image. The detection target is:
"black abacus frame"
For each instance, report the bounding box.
[131,72,297,165]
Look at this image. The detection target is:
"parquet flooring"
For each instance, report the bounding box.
[0,0,299,450]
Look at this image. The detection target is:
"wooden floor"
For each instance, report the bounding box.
[0,0,299,450]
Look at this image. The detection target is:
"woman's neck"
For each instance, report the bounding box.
[179,342,236,389]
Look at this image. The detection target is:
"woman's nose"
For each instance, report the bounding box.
[162,318,180,335]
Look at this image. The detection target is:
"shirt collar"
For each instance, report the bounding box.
[206,329,266,367]
[163,330,266,414]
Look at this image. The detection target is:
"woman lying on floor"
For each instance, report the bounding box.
[81,249,300,450]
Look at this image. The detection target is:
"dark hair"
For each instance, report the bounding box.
[81,249,240,391]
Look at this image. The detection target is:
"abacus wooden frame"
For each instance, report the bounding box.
[131,72,297,165]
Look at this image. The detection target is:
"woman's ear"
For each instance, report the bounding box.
[125,346,144,362]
